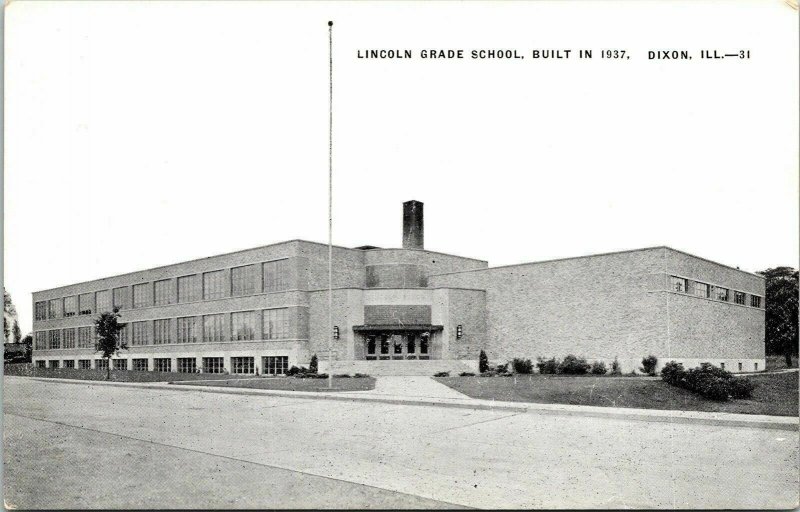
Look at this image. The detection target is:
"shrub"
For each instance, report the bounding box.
[660,361,685,386]
[728,377,756,399]
[286,365,301,376]
[459,371,476,377]
[479,350,489,374]
[311,373,329,379]
[558,354,590,375]
[333,373,351,378]
[496,363,509,374]
[640,355,658,376]
[512,358,534,374]
[590,361,607,375]
[610,357,622,375]
[661,361,757,401]
[309,354,319,374]
[353,373,370,378]
[434,371,450,377]
[480,370,497,377]
[537,357,559,375]
[499,372,514,377]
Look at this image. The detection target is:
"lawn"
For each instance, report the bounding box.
[436,372,799,416]
[172,376,376,392]
[766,355,798,371]
[3,364,260,383]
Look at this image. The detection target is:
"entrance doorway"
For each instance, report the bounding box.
[365,333,429,360]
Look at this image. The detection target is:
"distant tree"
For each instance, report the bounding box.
[3,288,21,343]
[94,307,127,380]
[21,333,33,362]
[758,267,799,367]
[309,354,319,374]
[479,350,489,373]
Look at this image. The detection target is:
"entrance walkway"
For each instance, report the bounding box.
[345,376,472,401]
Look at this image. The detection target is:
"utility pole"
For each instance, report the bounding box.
[327,20,334,389]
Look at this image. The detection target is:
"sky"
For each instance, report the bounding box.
[4,0,798,334]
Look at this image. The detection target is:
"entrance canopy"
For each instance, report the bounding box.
[353,324,443,333]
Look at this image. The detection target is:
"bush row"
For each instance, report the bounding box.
[661,361,755,401]
[476,351,661,376]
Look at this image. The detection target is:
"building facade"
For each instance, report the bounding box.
[32,201,765,374]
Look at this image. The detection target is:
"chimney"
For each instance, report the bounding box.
[402,200,424,249]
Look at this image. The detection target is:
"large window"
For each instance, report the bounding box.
[35,301,47,321]
[734,291,746,305]
[203,314,226,343]
[96,359,109,370]
[154,319,171,345]
[263,259,289,292]
[231,357,254,374]
[63,360,75,369]
[231,311,258,341]
[154,358,172,372]
[133,283,152,308]
[49,360,60,369]
[263,308,289,340]
[63,296,77,317]
[79,293,94,315]
[48,299,62,319]
[118,324,129,346]
[62,328,76,349]
[693,282,710,299]
[48,330,61,349]
[154,279,172,306]
[78,327,93,348]
[34,331,47,350]
[96,290,112,313]
[113,287,129,310]
[203,357,224,374]
[231,264,260,296]
[36,360,46,368]
[713,286,729,302]
[177,275,200,303]
[203,270,227,300]
[670,276,688,293]
[113,359,128,370]
[177,357,196,373]
[263,356,288,375]
[177,317,198,344]
[78,360,92,370]
[132,359,148,371]
[751,295,762,308]
[131,321,150,346]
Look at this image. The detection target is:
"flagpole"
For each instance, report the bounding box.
[327,20,334,389]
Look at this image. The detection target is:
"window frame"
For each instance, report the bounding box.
[177,275,200,303]
[202,270,227,300]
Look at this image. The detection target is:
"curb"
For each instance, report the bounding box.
[21,376,799,432]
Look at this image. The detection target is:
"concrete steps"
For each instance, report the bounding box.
[318,359,478,376]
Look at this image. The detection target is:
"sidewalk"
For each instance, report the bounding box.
[19,375,798,432]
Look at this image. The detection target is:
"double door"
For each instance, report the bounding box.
[365,334,429,360]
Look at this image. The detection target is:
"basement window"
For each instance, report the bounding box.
[738,362,742,372]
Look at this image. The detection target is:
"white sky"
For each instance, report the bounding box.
[4,0,798,334]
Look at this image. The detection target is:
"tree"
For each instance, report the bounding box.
[94,307,127,380]
[21,333,33,362]
[478,350,489,373]
[3,288,21,344]
[309,354,318,374]
[758,267,799,366]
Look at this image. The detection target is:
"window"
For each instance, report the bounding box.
[62,296,77,317]
[738,362,743,372]
[263,308,289,340]
[231,311,258,341]
[77,327,93,348]
[751,295,762,308]
[263,356,288,375]
[132,321,150,346]
[62,328,76,349]
[118,324,129,346]
[132,358,148,371]
[63,360,75,369]
[113,287,129,310]
[754,362,758,371]
[96,290,112,313]
[79,293,94,315]
[36,360,46,368]
[203,270,227,300]
[48,299,62,319]
[720,362,725,370]
[693,282,710,298]
[78,359,91,369]
[35,301,47,321]
[34,331,47,350]
[177,317,198,344]
[203,357,224,374]
[203,314,226,343]
[133,283,152,308]
[670,276,688,293]
[113,359,128,370]
[177,275,200,303]
[231,357,254,374]
[48,330,61,349]
[713,286,729,301]
[154,358,172,372]
[154,319,171,345]
[263,259,289,292]
[154,279,172,306]
[420,335,429,358]
[177,357,196,373]
[734,291,746,305]
[232,264,260,296]
[96,359,109,370]
[49,360,60,369]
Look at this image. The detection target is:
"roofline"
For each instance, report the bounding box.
[427,246,766,279]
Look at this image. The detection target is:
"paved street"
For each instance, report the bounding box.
[3,376,798,509]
